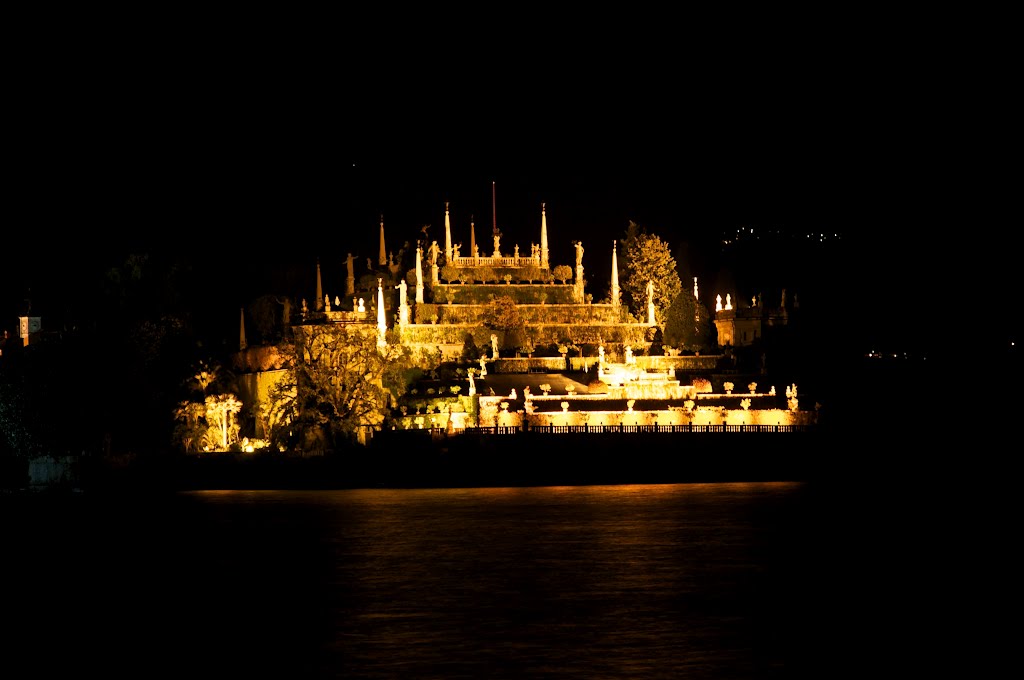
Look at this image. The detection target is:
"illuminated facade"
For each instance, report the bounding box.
[250,201,819,439]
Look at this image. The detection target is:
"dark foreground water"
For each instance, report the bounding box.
[5,478,1000,679]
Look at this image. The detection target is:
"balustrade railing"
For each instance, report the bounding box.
[387,423,815,437]
[452,256,544,268]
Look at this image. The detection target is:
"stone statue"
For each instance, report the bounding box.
[514,244,519,258]
[396,279,408,307]
[509,388,517,400]
[479,356,487,377]
[725,294,732,310]
[334,295,340,307]
[324,295,331,311]
[353,298,358,312]
[574,241,584,267]
[493,233,501,257]
[716,294,723,311]
[346,252,356,280]
[276,296,292,327]
[468,370,476,396]
[428,240,440,266]
[646,279,655,305]
[452,242,461,259]
[491,333,498,358]
[358,298,365,312]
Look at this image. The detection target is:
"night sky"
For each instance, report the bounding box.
[4,34,1013,363]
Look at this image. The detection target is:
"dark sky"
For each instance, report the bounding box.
[4,34,1013,359]
[0,117,973,353]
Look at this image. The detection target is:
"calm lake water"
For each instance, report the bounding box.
[6,477,991,679]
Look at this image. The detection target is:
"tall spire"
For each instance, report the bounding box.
[469,215,476,259]
[315,258,323,311]
[444,201,452,263]
[540,202,549,269]
[415,245,424,303]
[491,181,497,237]
[376,278,387,347]
[610,241,620,307]
[239,307,247,351]
[378,214,387,266]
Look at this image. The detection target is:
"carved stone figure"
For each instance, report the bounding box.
[396,279,408,307]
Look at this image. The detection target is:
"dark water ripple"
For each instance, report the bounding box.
[7,480,958,679]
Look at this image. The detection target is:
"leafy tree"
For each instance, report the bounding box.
[204,394,243,450]
[662,291,714,353]
[485,294,522,332]
[172,400,208,453]
[477,266,497,284]
[461,333,481,361]
[358,273,378,294]
[552,264,572,284]
[519,264,541,283]
[485,294,526,352]
[249,294,284,344]
[440,263,458,283]
[280,324,409,450]
[621,221,682,325]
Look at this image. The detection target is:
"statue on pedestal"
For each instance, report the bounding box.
[346,252,356,280]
